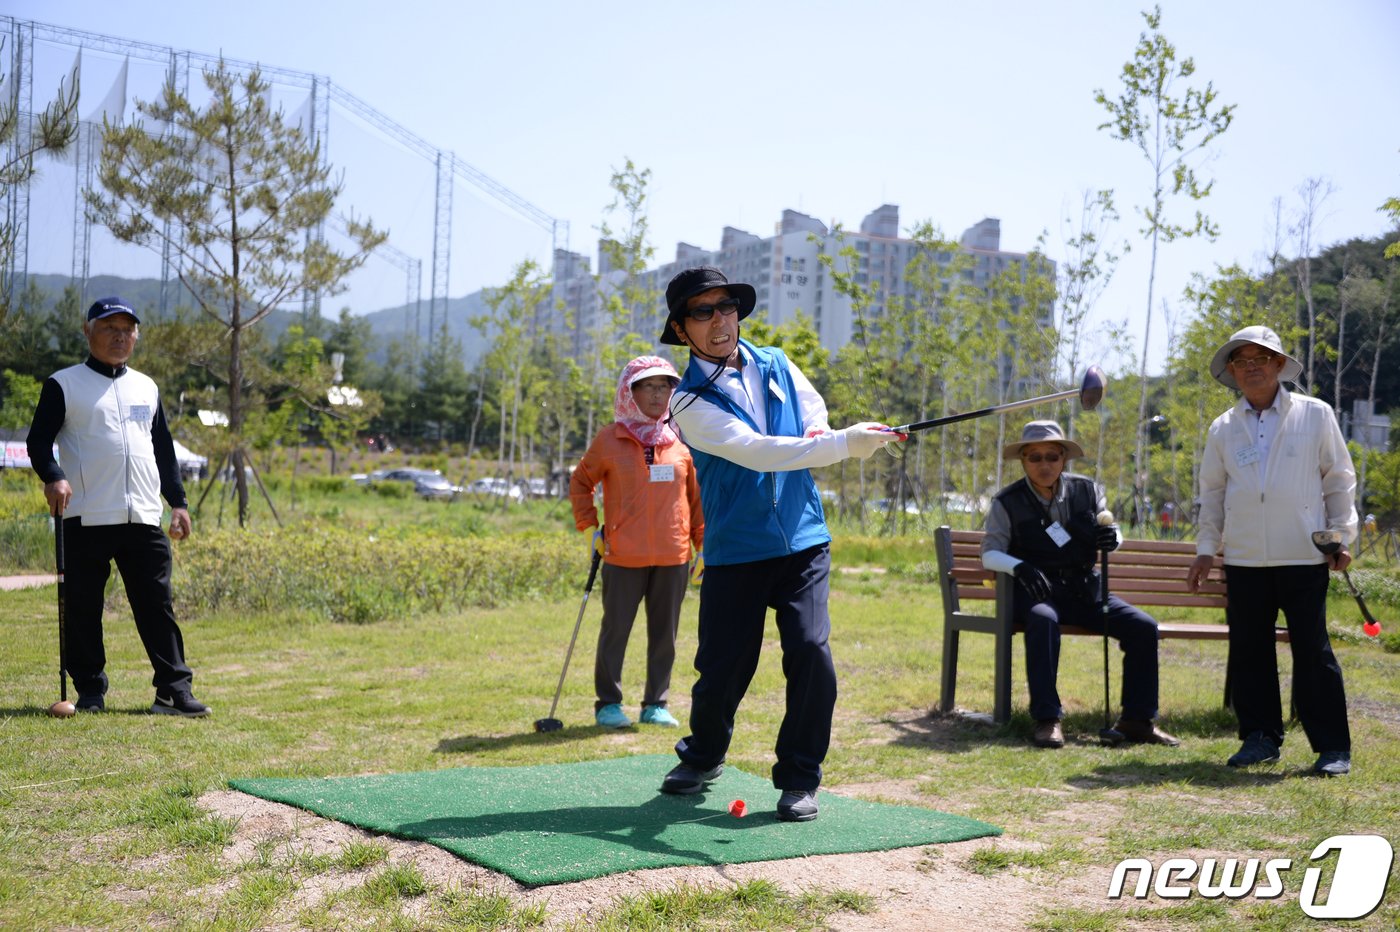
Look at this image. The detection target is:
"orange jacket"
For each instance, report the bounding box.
[570,425,703,568]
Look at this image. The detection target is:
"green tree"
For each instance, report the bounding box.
[1096,4,1234,508]
[418,321,469,446]
[87,60,385,524]
[475,260,553,492]
[587,159,657,437]
[0,41,79,323]
[0,369,41,431]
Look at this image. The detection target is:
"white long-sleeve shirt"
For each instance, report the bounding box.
[669,344,852,471]
[1195,389,1357,566]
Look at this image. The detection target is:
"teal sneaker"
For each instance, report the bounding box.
[595,703,632,728]
[640,705,679,727]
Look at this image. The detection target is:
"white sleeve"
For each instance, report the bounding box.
[790,359,830,434]
[1195,419,1228,557]
[1319,405,1359,544]
[670,364,849,473]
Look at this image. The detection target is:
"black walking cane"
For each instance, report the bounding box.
[533,545,604,733]
[1096,511,1125,746]
[47,508,75,719]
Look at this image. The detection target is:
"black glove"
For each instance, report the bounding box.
[1095,524,1120,553]
[1014,562,1052,603]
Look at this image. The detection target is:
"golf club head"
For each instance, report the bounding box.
[533,718,563,734]
[1311,530,1344,555]
[1099,727,1125,747]
[1079,366,1107,411]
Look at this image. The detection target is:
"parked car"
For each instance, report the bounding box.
[467,477,524,501]
[364,467,463,499]
[412,473,464,500]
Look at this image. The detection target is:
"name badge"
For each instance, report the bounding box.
[1234,446,1260,467]
[769,379,787,404]
[649,464,674,483]
[128,404,152,423]
[1045,521,1072,548]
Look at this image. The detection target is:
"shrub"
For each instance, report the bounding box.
[171,525,579,623]
[369,481,410,499]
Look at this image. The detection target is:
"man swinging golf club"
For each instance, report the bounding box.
[981,420,1178,749]
[657,266,901,822]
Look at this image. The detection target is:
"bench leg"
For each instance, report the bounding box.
[940,626,960,714]
[993,628,1013,725]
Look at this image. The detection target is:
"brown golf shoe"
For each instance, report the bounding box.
[1032,719,1064,749]
[1114,719,1180,746]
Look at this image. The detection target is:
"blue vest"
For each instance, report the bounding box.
[677,340,831,565]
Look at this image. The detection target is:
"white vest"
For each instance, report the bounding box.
[51,363,165,526]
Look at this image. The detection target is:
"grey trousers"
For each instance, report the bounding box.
[594,562,688,710]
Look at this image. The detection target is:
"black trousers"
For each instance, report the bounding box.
[63,518,194,696]
[1224,563,1349,752]
[1014,576,1161,723]
[594,563,687,710]
[674,544,836,792]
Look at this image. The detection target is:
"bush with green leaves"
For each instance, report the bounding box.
[172,525,580,622]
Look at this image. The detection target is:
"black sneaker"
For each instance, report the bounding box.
[151,690,211,717]
[75,694,105,712]
[1227,731,1279,767]
[660,762,723,794]
[777,789,819,822]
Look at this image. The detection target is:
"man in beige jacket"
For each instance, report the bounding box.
[1187,326,1357,776]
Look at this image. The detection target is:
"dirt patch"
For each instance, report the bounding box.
[196,788,1132,929]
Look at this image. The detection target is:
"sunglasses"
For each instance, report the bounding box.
[687,298,741,321]
[1022,452,1063,464]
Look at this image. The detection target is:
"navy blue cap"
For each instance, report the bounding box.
[86,297,140,324]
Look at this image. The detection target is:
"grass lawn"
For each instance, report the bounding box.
[2,560,1398,929]
[2,476,1398,928]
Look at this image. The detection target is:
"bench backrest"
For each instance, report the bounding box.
[934,527,1227,612]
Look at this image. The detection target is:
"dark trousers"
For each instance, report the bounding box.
[63,518,194,696]
[594,562,687,710]
[1224,563,1349,752]
[1015,576,1160,723]
[675,544,836,792]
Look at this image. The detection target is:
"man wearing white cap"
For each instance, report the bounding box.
[983,420,1177,749]
[1187,326,1357,776]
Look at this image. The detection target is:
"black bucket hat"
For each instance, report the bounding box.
[659,266,756,346]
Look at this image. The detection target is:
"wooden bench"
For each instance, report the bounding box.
[934,526,1291,724]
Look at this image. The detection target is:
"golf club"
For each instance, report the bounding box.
[1096,510,1125,747]
[889,365,1107,435]
[534,547,604,732]
[47,508,75,719]
[1311,530,1382,638]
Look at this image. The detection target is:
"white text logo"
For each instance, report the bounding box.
[1108,834,1392,920]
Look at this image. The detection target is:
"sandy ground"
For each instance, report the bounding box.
[196,786,1145,930]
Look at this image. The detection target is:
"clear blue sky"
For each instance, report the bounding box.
[8,0,1399,374]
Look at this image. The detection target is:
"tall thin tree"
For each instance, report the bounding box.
[87,60,384,524]
[1095,4,1234,512]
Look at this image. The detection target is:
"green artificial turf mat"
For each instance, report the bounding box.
[231,754,1001,885]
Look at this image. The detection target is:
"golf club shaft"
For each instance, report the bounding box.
[1342,569,1380,627]
[892,387,1081,435]
[54,510,67,703]
[544,550,602,722]
[1101,548,1111,729]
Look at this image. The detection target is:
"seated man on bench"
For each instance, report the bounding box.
[981,420,1180,750]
